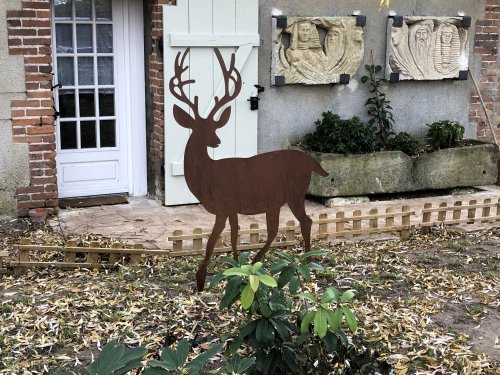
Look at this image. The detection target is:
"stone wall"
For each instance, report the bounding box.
[0,0,30,218]
[257,0,487,152]
[4,0,56,216]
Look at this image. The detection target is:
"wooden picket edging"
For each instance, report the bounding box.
[9,239,170,272]
[420,198,500,234]
[168,206,415,257]
[3,198,500,272]
[0,250,8,275]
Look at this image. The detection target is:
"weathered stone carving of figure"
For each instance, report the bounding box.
[434,23,460,76]
[389,22,422,79]
[408,20,435,77]
[340,26,364,75]
[285,21,328,83]
[324,24,345,68]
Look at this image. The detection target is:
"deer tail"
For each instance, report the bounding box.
[312,160,329,177]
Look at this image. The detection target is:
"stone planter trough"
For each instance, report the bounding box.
[297,141,499,197]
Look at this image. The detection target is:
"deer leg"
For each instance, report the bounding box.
[253,208,280,263]
[229,213,239,260]
[196,215,227,292]
[288,200,312,253]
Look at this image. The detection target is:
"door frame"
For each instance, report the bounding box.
[51,0,147,198]
[118,0,147,197]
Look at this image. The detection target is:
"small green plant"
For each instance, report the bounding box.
[385,132,424,156]
[87,341,147,375]
[222,262,278,309]
[144,339,223,375]
[426,120,465,149]
[53,340,148,375]
[211,252,368,375]
[299,287,357,338]
[221,349,256,375]
[57,339,221,375]
[361,64,395,149]
[270,250,325,293]
[301,112,375,155]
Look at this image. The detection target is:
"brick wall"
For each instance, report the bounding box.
[146,0,175,200]
[147,0,166,199]
[471,0,500,142]
[7,0,56,215]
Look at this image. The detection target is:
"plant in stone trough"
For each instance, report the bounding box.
[211,251,365,375]
[385,131,424,156]
[361,64,395,149]
[426,120,465,150]
[301,112,375,155]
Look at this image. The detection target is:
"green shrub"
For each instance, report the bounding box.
[301,112,375,155]
[426,120,465,149]
[209,251,383,375]
[386,132,424,156]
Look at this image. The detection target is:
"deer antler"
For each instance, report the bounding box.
[169,48,200,119]
[208,48,242,122]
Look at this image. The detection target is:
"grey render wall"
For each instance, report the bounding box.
[257,0,486,153]
[0,0,30,218]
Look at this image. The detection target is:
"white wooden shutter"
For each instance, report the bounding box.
[163,0,259,205]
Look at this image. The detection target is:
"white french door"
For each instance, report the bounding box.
[53,0,146,198]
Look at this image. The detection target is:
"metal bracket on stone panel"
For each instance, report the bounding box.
[458,70,468,81]
[273,75,286,87]
[461,16,471,29]
[390,72,400,83]
[168,48,329,291]
[340,74,350,85]
[356,15,366,27]
[276,16,287,29]
[391,15,404,28]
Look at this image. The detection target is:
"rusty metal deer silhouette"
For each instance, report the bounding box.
[169,48,328,291]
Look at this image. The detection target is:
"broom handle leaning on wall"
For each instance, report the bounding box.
[468,68,498,145]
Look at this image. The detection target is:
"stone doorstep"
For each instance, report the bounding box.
[58,194,129,208]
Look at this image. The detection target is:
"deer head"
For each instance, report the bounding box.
[169,48,242,148]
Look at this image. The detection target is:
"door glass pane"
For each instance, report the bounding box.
[97,57,113,85]
[78,57,94,85]
[59,90,76,118]
[54,0,73,20]
[100,120,116,147]
[57,57,75,86]
[60,121,77,149]
[56,24,73,53]
[99,89,114,116]
[76,24,93,53]
[81,121,97,148]
[79,89,95,117]
[96,24,113,53]
[75,0,92,20]
[95,0,112,20]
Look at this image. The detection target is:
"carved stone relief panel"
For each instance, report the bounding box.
[386,16,470,81]
[271,16,365,85]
